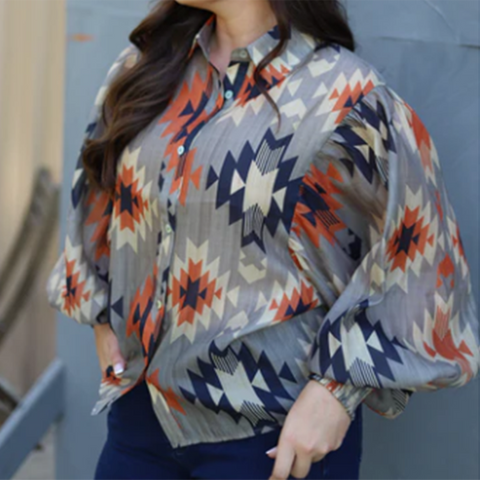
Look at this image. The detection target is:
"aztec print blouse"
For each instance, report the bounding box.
[46,12,479,448]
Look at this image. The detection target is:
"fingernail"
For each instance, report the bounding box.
[113,363,124,375]
[265,447,276,455]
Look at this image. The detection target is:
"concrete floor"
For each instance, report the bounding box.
[12,424,55,480]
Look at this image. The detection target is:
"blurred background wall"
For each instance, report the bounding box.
[0,0,64,394]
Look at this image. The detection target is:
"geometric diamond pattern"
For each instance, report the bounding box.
[46,14,479,448]
[180,341,294,432]
[110,145,158,253]
[167,239,230,344]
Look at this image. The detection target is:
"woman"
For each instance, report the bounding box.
[46,0,480,479]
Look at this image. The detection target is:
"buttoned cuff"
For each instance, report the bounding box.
[308,373,374,422]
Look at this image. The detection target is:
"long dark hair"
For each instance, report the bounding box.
[82,0,355,195]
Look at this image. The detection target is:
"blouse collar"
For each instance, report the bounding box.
[187,13,322,78]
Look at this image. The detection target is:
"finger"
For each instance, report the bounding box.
[266,446,277,458]
[94,336,107,372]
[311,452,326,463]
[111,357,125,375]
[290,452,312,479]
[98,350,110,374]
[269,439,295,480]
[99,358,108,374]
[109,347,126,375]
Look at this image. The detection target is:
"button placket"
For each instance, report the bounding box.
[145,59,232,419]
[149,150,182,363]
[186,60,251,155]
[174,77,225,166]
[145,147,185,433]
[156,179,178,322]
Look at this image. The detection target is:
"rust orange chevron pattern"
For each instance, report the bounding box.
[126,264,163,365]
[146,368,187,429]
[404,101,436,177]
[61,254,90,315]
[269,281,319,322]
[159,70,219,205]
[292,162,346,248]
[168,258,223,327]
[385,205,434,273]
[113,163,150,233]
[330,78,376,124]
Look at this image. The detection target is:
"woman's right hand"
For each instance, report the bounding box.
[93,323,127,377]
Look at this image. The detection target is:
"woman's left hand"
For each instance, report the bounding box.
[267,379,351,480]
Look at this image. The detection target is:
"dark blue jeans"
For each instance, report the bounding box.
[94,380,362,479]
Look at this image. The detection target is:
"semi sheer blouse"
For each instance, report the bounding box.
[46,13,480,448]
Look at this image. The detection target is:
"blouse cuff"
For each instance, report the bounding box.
[309,373,374,422]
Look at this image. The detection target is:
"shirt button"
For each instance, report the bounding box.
[156,300,163,309]
[239,49,248,59]
[177,145,185,155]
[224,90,233,100]
[165,224,173,234]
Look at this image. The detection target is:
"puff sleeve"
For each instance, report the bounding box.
[46,44,138,327]
[301,83,479,420]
